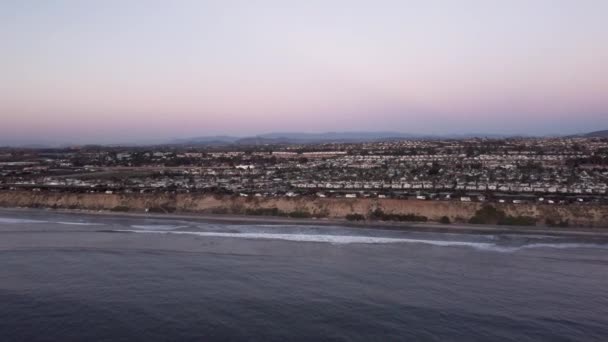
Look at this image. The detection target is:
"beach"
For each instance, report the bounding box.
[2,206,607,238]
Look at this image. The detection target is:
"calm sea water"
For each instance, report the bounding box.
[1,209,608,341]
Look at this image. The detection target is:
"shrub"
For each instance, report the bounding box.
[369,208,386,220]
[469,205,536,226]
[210,207,229,214]
[288,211,312,218]
[469,205,505,224]
[439,216,451,224]
[498,215,536,226]
[147,205,177,214]
[545,218,569,227]
[163,205,177,213]
[245,208,281,216]
[346,213,366,221]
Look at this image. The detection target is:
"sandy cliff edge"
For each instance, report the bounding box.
[0,190,607,228]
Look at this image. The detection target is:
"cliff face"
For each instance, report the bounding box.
[0,190,607,227]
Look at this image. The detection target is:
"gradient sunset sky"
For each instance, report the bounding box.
[1,0,607,144]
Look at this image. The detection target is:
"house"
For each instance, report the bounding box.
[236,165,255,170]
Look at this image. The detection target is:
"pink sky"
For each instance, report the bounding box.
[1,0,607,144]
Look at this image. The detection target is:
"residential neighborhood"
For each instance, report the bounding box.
[1,136,607,205]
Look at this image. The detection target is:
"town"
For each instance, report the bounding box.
[1,136,607,206]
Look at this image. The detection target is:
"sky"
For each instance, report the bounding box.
[1,0,607,144]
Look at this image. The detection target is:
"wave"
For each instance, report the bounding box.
[56,221,103,226]
[129,225,188,231]
[0,217,48,224]
[114,230,608,252]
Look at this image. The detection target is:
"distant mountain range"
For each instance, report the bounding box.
[3,130,606,148]
[582,130,608,138]
[166,131,528,146]
[168,135,243,146]
[168,132,423,146]
[173,129,608,146]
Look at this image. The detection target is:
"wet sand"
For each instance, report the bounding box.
[1,206,607,238]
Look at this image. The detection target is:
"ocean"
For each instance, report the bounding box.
[1,208,607,341]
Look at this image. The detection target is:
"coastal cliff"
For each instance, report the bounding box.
[0,190,607,227]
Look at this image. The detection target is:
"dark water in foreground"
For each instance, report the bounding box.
[1,209,608,341]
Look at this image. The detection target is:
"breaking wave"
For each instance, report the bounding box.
[129,225,188,231]
[0,217,48,224]
[56,221,103,226]
[114,230,608,252]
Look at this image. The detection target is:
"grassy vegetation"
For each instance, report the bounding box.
[439,216,451,224]
[469,205,537,226]
[243,207,327,219]
[368,208,428,222]
[468,205,504,224]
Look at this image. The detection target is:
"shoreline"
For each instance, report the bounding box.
[2,206,608,238]
[2,190,608,228]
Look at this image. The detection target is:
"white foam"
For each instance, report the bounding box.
[115,230,608,252]
[0,217,48,224]
[129,225,188,231]
[520,243,607,250]
[115,230,488,248]
[56,221,102,226]
[121,230,427,244]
